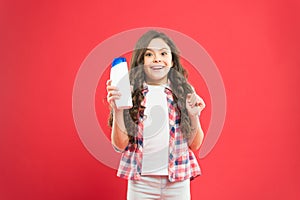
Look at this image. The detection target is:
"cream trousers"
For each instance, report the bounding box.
[127,175,190,200]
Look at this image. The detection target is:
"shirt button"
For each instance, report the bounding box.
[170,120,175,126]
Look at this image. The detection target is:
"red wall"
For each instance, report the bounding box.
[1,0,299,199]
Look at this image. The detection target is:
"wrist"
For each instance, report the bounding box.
[113,108,124,114]
[189,112,200,118]
[190,126,197,133]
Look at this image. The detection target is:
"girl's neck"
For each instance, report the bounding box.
[145,78,168,86]
[146,82,166,86]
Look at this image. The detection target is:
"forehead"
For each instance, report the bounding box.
[147,38,171,51]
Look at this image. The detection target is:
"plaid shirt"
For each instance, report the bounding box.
[116,84,201,182]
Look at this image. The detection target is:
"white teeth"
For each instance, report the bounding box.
[151,66,163,70]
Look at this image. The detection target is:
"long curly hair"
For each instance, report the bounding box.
[109,30,194,144]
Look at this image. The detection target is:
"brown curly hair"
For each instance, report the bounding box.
[109,30,194,144]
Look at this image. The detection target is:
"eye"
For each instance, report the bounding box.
[145,52,153,57]
[161,51,168,56]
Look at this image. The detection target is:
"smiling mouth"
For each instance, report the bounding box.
[150,65,164,70]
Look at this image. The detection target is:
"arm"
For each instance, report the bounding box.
[186,93,206,151]
[188,113,204,151]
[106,80,129,151]
[111,109,129,151]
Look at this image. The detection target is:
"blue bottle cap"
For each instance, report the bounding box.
[112,57,126,67]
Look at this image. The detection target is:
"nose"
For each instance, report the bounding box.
[153,53,162,63]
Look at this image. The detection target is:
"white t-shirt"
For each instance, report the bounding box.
[141,85,170,175]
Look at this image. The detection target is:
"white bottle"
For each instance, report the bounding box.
[110,57,133,109]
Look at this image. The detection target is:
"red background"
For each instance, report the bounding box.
[1,0,300,199]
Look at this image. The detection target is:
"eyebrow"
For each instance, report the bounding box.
[146,48,171,51]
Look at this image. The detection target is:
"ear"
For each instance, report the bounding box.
[171,61,174,67]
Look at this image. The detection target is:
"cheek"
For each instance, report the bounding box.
[144,57,151,64]
[165,58,173,66]
[143,65,149,73]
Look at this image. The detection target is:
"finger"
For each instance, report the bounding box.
[195,98,206,109]
[107,95,120,103]
[195,102,204,107]
[190,94,197,106]
[107,93,121,107]
[186,94,193,108]
[106,79,112,86]
[106,85,119,92]
[107,99,117,109]
[187,93,197,108]
[186,93,193,104]
[198,97,205,107]
[107,90,121,98]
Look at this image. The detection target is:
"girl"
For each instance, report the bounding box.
[106,30,205,200]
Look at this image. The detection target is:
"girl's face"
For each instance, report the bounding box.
[143,38,173,85]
